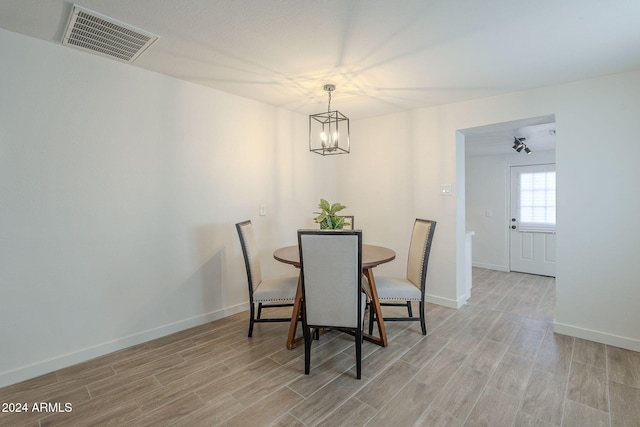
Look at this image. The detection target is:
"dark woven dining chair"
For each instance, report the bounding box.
[364,219,436,335]
[298,229,367,379]
[236,220,299,337]
[342,216,354,230]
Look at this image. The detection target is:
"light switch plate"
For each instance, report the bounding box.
[259,205,266,216]
[440,184,452,196]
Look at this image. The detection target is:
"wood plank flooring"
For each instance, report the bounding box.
[1,268,639,426]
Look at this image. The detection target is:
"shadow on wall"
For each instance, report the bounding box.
[192,223,230,312]
[130,222,236,335]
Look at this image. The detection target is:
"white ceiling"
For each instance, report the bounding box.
[2,0,640,121]
[463,114,557,157]
[2,1,639,155]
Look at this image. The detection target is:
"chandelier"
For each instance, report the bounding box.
[309,84,350,156]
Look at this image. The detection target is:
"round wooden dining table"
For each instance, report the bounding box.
[274,244,395,269]
[273,244,396,349]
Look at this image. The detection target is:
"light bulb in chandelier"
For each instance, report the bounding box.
[320,131,328,148]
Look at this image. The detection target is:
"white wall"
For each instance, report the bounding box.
[3,27,640,387]
[338,110,461,307]
[338,70,640,353]
[466,150,556,271]
[0,29,335,387]
[551,72,640,350]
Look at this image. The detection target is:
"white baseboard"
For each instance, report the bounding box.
[0,303,249,388]
[553,322,640,352]
[425,293,464,309]
[472,262,509,272]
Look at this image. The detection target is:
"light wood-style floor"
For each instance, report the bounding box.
[2,268,640,426]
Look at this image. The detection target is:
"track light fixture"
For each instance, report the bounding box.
[512,137,532,154]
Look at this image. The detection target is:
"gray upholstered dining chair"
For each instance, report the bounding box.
[236,220,299,337]
[298,229,367,379]
[364,219,436,335]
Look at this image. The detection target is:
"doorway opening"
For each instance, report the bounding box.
[459,114,556,277]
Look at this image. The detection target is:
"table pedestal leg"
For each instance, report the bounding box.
[362,268,388,347]
[286,275,304,349]
[286,268,388,349]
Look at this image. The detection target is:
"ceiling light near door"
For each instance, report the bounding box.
[309,84,350,156]
[512,137,532,154]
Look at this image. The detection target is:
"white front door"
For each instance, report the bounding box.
[509,164,556,277]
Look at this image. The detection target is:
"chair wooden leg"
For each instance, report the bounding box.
[355,330,362,380]
[368,307,375,335]
[304,326,312,375]
[248,303,255,337]
[406,301,413,317]
[301,300,311,374]
[419,301,427,335]
[256,302,263,319]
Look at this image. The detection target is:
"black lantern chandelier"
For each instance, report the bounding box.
[309,84,350,156]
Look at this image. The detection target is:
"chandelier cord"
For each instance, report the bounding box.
[327,90,332,113]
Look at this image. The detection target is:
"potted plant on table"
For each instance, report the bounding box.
[313,199,350,229]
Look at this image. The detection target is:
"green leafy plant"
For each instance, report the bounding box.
[313,199,350,229]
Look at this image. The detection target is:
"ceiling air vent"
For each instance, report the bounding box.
[62,4,158,63]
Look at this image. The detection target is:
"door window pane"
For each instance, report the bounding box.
[519,171,556,232]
